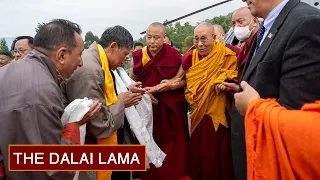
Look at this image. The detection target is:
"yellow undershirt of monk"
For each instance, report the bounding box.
[141,46,151,67]
[96,44,118,180]
[185,42,238,134]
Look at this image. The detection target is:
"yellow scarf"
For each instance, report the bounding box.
[185,42,237,133]
[141,46,151,67]
[96,44,118,180]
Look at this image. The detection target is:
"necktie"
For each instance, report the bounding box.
[256,22,266,50]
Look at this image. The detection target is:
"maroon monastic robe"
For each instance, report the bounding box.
[225,44,240,57]
[182,48,235,180]
[133,44,189,180]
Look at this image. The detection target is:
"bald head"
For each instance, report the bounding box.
[146,22,167,55]
[193,22,216,57]
[212,24,225,44]
[232,7,259,42]
[233,7,255,20]
[213,24,224,34]
[195,22,215,34]
[147,22,166,35]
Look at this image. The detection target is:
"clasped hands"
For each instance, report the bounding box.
[79,80,261,126]
[144,79,179,94]
[76,82,157,127]
[119,82,158,106]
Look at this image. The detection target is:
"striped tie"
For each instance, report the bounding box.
[256,22,266,50]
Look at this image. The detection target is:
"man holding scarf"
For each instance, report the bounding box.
[62,25,143,180]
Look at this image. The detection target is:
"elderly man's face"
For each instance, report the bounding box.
[108,45,131,70]
[232,7,259,41]
[193,25,216,57]
[13,39,32,60]
[120,54,130,67]
[232,9,254,29]
[146,25,165,54]
[215,31,225,43]
[0,55,11,67]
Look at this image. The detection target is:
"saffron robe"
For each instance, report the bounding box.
[133,44,189,180]
[245,98,320,180]
[182,43,237,180]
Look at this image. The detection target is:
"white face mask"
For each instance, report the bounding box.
[234,19,255,41]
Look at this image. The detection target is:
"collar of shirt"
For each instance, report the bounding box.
[260,0,289,45]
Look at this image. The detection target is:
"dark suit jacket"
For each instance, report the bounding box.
[231,0,320,179]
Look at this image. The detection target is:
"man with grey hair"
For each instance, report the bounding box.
[62,25,143,180]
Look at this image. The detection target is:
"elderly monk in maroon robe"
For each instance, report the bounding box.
[132,22,189,180]
[219,7,259,93]
[165,22,237,180]
[185,22,237,180]
[0,19,100,180]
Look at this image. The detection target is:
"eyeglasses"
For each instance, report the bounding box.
[193,34,217,44]
[12,49,30,55]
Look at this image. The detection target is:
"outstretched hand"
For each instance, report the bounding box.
[234,81,260,115]
[128,82,147,94]
[78,100,102,126]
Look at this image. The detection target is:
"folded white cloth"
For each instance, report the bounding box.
[61,97,93,180]
[113,67,166,168]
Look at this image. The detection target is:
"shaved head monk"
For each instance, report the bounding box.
[167,22,238,179]
[219,7,260,93]
[212,24,226,43]
[132,22,189,180]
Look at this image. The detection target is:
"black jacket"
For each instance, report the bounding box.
[231,0,320,179]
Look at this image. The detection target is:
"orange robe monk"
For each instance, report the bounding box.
[183,42,237,180]
[245,98,320,180]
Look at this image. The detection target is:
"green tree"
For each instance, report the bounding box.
[182,35,194,53]
[137,35,146,45]
[167,22,194,53]
[35,22,46,33]
[135,14,234,54]
[84,31,99,49]
[0,38,9,52]
[211,15,232,33]
[165,23,175,40]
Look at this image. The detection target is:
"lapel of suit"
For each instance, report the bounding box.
[239,38,257,82]
[241,0,300,82]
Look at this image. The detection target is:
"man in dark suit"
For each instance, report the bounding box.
[231,0,320,179]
